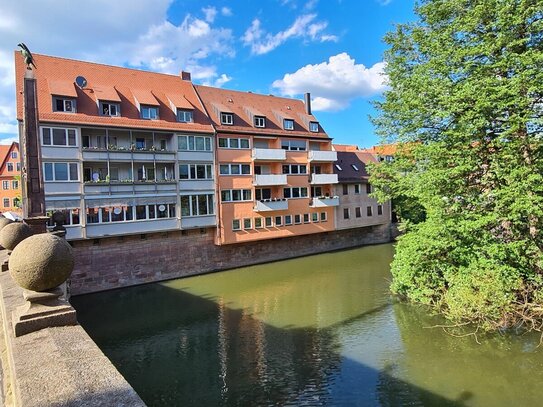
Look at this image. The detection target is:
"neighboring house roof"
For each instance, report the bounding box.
[14,53,214,134]
[333,151,377,182]
[194,85,329,139]
[0,143,19,175]
[361,143,398,156]
[333,144,360,152]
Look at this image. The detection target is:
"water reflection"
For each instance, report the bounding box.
[72,243,543,406]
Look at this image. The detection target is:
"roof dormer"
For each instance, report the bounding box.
[49,80,78,113]
[94,86,121,117]
[132,89,160,120]
[167,94,194,123]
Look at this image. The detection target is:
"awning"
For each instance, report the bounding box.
[167,94,194,110]
[94,85,121,102]
[46,199,81,210]
[48,80,78,97]
[131,89,159,106]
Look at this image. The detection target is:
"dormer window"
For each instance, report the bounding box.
[141,105,159,120]
[309,121,319,132]
[53,97,76,113]
[99,101,120,117]
[177,109,193,123]
[221,112,234,125]
[284,119,294,130]
[254,116,266,128]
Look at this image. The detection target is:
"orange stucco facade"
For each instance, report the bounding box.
[0,143,22,213]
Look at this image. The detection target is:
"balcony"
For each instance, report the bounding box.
[252,148,286,161]
[254,199,289,212]
[309,173,339,185]
[253,174,288,186]
[308,150,337,162]
[310,196,340,207]
[82,147,177,162]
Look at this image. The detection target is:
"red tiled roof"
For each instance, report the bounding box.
[195,85,330,139]
[48,80,78,97]
[167,93,193,110]
[93,85,121,102]
[15,53,214,134]
[333,144,360,152]
[361,143,398,156]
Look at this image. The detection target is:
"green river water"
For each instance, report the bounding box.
[71,243,543,406]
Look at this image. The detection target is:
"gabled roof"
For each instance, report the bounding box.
[361,143,398,156]
[15,53,214,134]
[333,150,377,182]
[0,142,19,175]
[334,144,360,152]
[195,85,329,139]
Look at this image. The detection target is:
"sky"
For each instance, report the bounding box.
[0,0,415,147]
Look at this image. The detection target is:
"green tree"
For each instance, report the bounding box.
[370,0,543,330]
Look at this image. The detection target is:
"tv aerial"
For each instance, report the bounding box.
[75,76,87,89]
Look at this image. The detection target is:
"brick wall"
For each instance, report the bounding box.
[69,224,391,295]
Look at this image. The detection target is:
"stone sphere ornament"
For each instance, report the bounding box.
[0,222,33,251]
[0,217,13,232]
[9,233,74,292]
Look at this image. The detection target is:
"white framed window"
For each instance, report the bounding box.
[218,137,250,149]
[42,127,77,147]
[178,135,212,151]
[320,212,327,222]
[335,164,343,171]
[351,164,359,171]
[294,214,302,224]
[46,208,80,226]
[265,217,273,227]
[343,184,349,195]
[179,164,213,180]
[309,121,319,132]
[177,109,193,123]
[43,162,79,182]
[141,105,159,120]
[219,164,251,175]
[87,203,175,224]
[243,218,252,230]
[232,219,241,231]
[283,187,308,199]
[303,213,310,223]
[2,198,9,207]
[378,205,383,215]
[312,213,319,222]
[16,163,20,171]
[221,189,252,202]
[53,97,76,113]
[99,101,120,117]
[255,188,272,200]
[12,180,18,189]
[7,163,13,172]
[285,215,292,225]
[255,218,263,229]
[367,206,373,216]
[355,207,361,218]
[282,164,307,175]
[283,119,294,130]
[344,208,350,219]
[2,181,9,190]
[180,194,214,217]
[281,139,306,151]
[11,152,17,159]
[221,112,234,125]
[254,116,266,128]
[311,186,322,197]
[354,184,360,194]
[275,216,283,226]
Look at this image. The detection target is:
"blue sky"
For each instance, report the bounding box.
[0,0,415,147]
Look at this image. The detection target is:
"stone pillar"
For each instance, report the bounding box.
[21,70,47,233]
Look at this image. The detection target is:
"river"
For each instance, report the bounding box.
[71,243,543,406]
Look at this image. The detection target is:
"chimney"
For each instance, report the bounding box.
[181,71,191,81]
[304,92,311,115]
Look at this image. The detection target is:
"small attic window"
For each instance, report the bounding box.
[141,105,159,120]
[335,164,343,171]
[351,164,359,171]
[99,101,120,117]
[254,116,266,128]
[221,112,234,125]
[53,97,76,113]
[284,119,294,130]
[177,109,193,123]
[309,121,319,132]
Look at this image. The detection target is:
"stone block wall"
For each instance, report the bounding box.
[69,224,391,295]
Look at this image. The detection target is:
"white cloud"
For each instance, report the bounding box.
[376,0,392,5]
[221,7,233,17]
[272,53,388,111]
[242,14,336,55]
[0,0,234,140]
[185,65,232,88]
[202,6,217,23]
[0,136,18,145]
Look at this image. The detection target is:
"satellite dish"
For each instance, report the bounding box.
[75,76,87,88]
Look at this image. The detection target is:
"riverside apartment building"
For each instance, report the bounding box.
[0,142,22,213]
[15,53,216,240]
[195,86,339,245]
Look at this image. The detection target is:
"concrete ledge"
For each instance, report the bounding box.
[0,252,145,407]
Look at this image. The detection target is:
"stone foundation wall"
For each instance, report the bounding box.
[70,224,391,295]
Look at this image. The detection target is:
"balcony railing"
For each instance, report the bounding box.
[254,199,289,212]
[253,174,288,186]
[309,196,340,207]
[309,173,339,184]
[252,148,286,161]
[308,150,337,162]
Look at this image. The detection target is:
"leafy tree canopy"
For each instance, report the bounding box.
[370,0,543,330]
